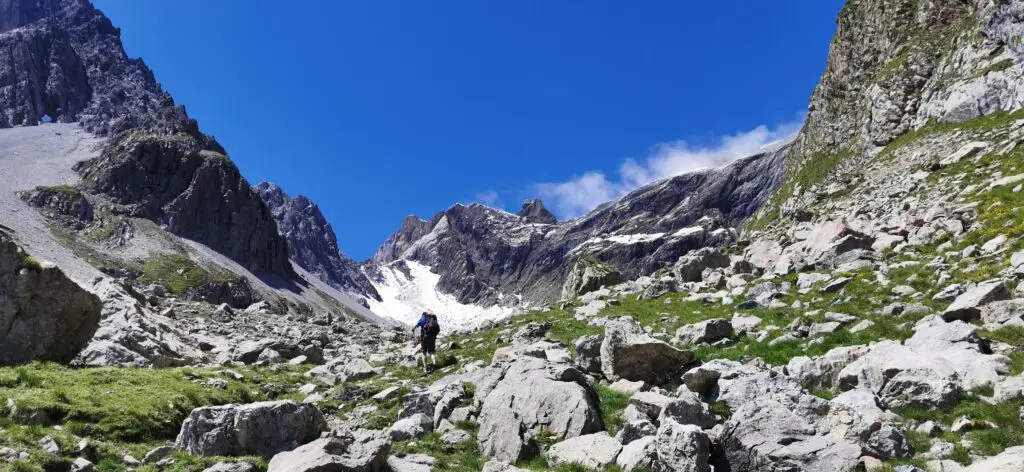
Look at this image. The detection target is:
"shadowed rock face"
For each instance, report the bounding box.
[75,133,292,275]
[0,0,217,144]
[0,231,101,364]
[367,145,788,307]
[255,182,380,301]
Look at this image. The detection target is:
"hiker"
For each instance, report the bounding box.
[413,311,440,371]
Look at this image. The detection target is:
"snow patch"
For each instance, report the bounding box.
[366,260,516,330]
[672,226,705,237]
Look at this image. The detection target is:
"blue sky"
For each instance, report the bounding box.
[92,0,845,260]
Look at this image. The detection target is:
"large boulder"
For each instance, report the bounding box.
[545,432,622,470]
[823,390,912,459]
[616,436,657,472]
[942,280,1008,322]
[673,248,730,283]
[477,357,602,463]
[674,318,733,346]
[0,232,102,364]
[562,259,625,298]
[654,421,710,472]
[175,400,327,456]
[266,432,390,472]
[786,345,871,391]
[601,317,694,385]
[963,445,1024,472]
[837,318,1010,410]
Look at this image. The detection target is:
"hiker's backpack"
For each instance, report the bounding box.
[423,315,440,336]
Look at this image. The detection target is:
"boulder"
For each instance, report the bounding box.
[616,436,657,471]
[477,357,602,463]
[386,454,434,472]
[674,248,730,283]
[573,335,603,374]
[979,299,1024,327]
[942,280,1008,322]
[786,346,870,391]
[628,391,674,421]
[481,461,530,472]
[562,259,625,298]
[674,319,733,346]
[837,319,1010,410]
[657,392,717,429]
[601,317,694,385]
[175,400,327,456]
[545,432,622,470]
[824,389,911,459]
[963,445,1024,472]
[654,421,710,472]
[993,374,1024,403]
[700,359,863,472]
[266,432,390,472]
[388,413,432,441]
[0,233,102,364]
[202,463,257,472]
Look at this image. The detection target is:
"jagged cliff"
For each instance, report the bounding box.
[762,0,1024,223]
[0,0,289,274]
[255,182,380,302]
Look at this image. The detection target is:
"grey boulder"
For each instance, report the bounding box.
[601,317,693,385]
[674,318,733,346]
[545,432,622,470]
[266,432,390,472]
[175,400,327,456]
[0,233,102,364]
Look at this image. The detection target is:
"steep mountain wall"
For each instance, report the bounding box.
[255,182,380,302]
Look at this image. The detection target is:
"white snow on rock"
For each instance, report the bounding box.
[366,260,515,329]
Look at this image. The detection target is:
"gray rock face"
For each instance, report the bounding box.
[942,280,1008,322]
[367,145,786,309]
[266,432,390,472]
[0,231,101,364]
[174,400,327,457]
[255,182,380,301]
[600,317,694,385]
[517,199,557,225]
[0,0,206,137]
[75,133,291,275]
[477,357,602,463]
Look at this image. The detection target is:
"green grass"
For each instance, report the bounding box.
[898,396,1024,457]
[595,385,630,435]
[980,326,1024,346]
[138,253,233,294]
[976,58,1014,78]
[16,256,43,271]
[0,363,306,472]
[392,431,486,472]
[0,363,303,443]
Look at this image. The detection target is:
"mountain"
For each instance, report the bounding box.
[758,0,1024,224]
[255,181,380,303]
[362,143,789,326]
[0,0,382,368]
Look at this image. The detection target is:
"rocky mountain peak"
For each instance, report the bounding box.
[254,181,380,302]
[0,0,64,33]
[518,198,557,224]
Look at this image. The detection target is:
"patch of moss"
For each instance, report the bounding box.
[138,253,233,294]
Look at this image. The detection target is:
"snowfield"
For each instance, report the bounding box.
[366,260,516,329]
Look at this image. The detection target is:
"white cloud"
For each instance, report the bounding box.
[475,190,500,207]
[536,117,803,218]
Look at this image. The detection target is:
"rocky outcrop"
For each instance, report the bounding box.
[770,0,1024,221]
[0,231,101,363]
[21,185,93,229]
[517,199,557,225]
[255,182,379,301]
[175,400,327,457]
[75,133,291,275]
